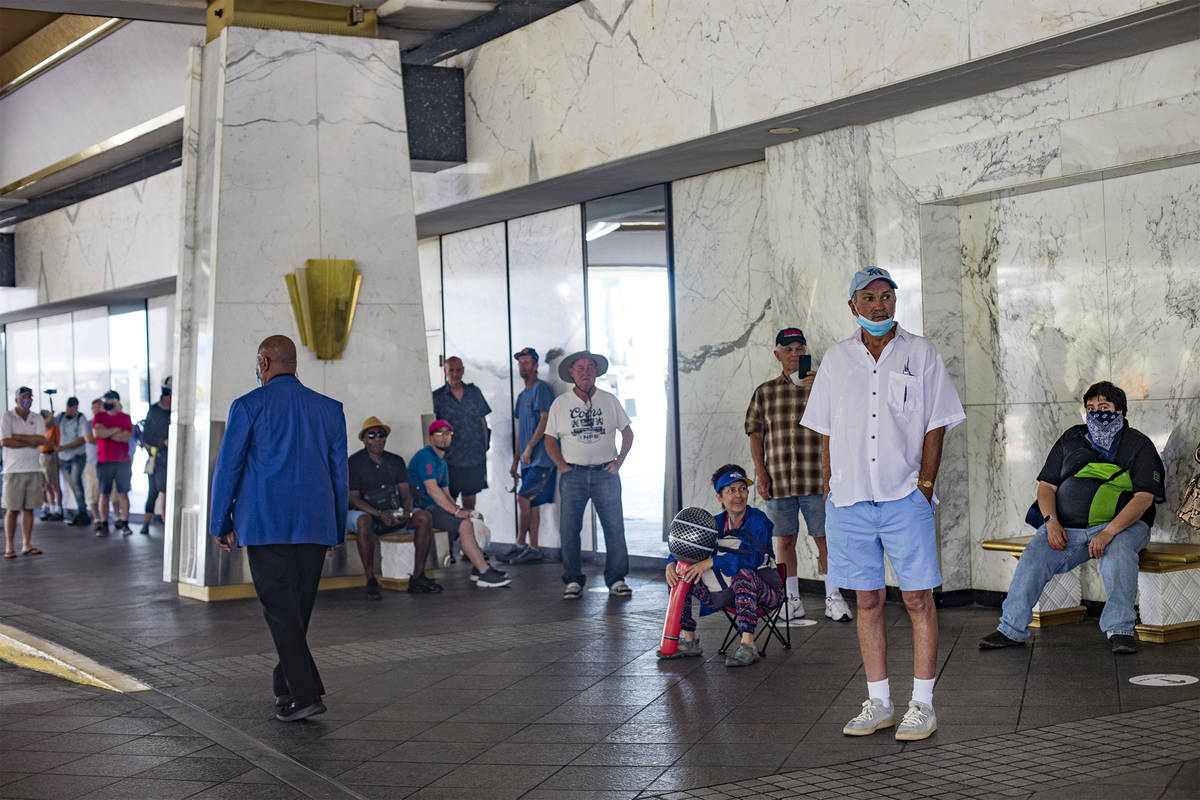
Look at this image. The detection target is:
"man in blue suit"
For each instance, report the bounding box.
[210,335,348,722]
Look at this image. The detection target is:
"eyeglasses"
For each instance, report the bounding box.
[364,431,387,440]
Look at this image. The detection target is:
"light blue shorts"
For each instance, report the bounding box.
[825,490,941,591]
[763,495,826,538]
[346,509,416,535]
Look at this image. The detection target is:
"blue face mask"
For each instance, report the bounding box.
[254,370,262,387]
[856,315,895,337]
[17,397,32,411]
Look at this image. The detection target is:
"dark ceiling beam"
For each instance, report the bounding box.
[402,0,579,65]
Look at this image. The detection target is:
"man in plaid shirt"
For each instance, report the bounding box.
[746,328,853,624]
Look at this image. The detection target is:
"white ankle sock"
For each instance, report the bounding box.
[912,677,935,706]
[823,574,838,598]
[785,575,799,597]
[867,678,891,707]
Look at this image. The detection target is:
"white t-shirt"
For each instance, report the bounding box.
[545,386,631,466]
[801,324,965,507]
[1,408,46,474]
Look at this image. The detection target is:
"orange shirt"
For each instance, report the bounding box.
[40,424,59,453]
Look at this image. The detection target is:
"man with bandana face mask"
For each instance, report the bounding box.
[981,381,1165,655]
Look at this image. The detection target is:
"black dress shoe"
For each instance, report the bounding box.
[979,630,1025,649]
[275,699,326,722]
[274,694,292,711]
[1110,634,1139,655]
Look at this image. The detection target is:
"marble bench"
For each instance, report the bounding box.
[346,529,449,591]
[981,536,1200,642]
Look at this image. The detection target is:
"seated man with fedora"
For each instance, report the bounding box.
[348,416,441,599]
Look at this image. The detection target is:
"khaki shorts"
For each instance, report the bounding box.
[40,452,60,485]
[84,464,99,505]
[3,471,44,511]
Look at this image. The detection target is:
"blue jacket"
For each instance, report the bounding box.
[209,375,348,546]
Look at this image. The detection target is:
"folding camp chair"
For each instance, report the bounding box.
[717,564,791,657]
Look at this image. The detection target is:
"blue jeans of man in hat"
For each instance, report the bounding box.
[559,466,628,588]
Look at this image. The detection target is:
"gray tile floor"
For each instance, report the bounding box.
[0,520,1197,799]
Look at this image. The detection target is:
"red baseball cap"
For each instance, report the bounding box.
[428,419,454,436]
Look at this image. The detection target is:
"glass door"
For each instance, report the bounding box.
[582,185,677,558]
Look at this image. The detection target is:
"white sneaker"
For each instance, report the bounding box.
[843,698,895,736]
[780,595,805,624]
[563,581,583,599]
[825,593,854,622]
[895,699,937,741]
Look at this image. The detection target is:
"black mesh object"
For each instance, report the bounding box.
[667,507,718,563]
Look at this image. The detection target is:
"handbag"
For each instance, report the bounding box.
[361,486,406,534]
[1177,443,1200,529]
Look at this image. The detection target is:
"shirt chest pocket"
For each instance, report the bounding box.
[887,372,921,418]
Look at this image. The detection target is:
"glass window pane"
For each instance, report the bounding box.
[5,319,40,403]
[72,308,111,408]
[37,313,74,411]
[147,295,174,391]
[108,306,151,497]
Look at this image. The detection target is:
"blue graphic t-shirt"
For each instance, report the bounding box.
[408,446,449,508]
[514,380,554,469]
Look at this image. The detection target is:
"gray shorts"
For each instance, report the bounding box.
[764,495,826,538]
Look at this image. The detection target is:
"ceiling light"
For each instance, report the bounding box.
[768,126,801,135]
[585,222,620,241]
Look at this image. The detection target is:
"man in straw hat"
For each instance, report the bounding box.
[348,416,440,599]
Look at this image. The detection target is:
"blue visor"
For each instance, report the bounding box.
[715,471,754,493]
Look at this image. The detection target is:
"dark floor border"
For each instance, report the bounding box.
[137,689,367,800]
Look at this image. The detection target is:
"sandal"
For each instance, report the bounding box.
[22,548,43,556]
[3,551,15,559]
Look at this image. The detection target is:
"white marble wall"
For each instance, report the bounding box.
[418,238,444,392]
[440,223,516,543]
[14,170,180,308]
[413,0,1167,214]
[671,163,774,512]
[678,37,1200,595]
[172,28,430,586]
[506,205,588,551]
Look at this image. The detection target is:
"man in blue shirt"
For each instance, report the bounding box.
[410,420,510,588]
[506,347,555,564]
[209,335,348,722]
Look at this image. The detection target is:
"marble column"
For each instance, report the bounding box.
[165,27,431,593]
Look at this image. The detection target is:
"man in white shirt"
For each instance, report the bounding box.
[802,267,965,742]
[1,386,49,558]
[543,351,634,599]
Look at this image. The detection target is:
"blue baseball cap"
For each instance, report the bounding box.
[849,266,898,298]
[714,469,754,493]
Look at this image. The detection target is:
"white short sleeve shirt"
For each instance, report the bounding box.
[545,387,631,465]
[1,408,46,474]
[801,325,965,507]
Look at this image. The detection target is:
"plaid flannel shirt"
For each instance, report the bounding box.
[744,373,824,498]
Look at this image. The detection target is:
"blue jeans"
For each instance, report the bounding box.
[61,454,87,514]
[998,520,1150,641]
[559,465,628,588]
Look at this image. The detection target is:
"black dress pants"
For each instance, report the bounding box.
[246,543,328,705]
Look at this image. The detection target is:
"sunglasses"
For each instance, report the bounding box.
[364,431,387,440]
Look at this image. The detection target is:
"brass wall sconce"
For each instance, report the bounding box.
[285,258,362,360]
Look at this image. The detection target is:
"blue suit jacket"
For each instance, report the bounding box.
[209,375,348,547]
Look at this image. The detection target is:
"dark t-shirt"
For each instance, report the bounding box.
[431,382,491,466]
[1037,422,1166,527]
[348,449,408,499]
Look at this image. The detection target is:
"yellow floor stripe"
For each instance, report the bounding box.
[0,622,149,693]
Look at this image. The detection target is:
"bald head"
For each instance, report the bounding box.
[444,356,464,388]
[256,335,298,386]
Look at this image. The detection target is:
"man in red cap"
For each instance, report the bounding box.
[409,420,510,588]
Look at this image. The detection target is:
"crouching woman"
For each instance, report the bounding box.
[660,464,783,667]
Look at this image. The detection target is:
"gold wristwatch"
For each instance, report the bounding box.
[916,479,934,489]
